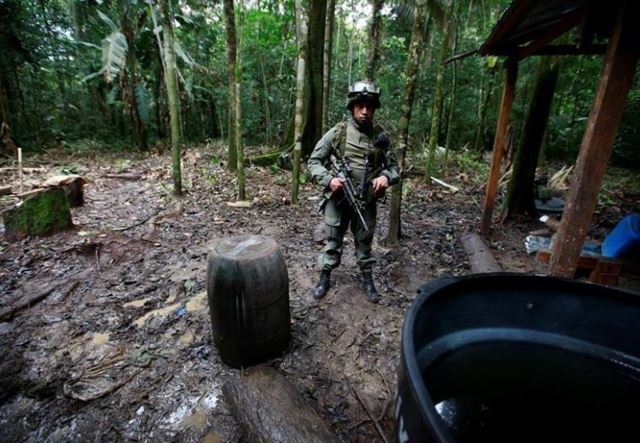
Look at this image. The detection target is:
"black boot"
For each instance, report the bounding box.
[313,270,331,299]
[362,271,380,303]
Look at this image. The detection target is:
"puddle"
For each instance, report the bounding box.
[123,297,152,308]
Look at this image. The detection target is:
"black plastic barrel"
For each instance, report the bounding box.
[395,273,640,443]
[207,235,291,368]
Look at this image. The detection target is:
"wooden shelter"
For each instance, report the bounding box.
[478,0,639,278]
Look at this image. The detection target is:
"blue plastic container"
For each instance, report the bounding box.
[602,214,640,259]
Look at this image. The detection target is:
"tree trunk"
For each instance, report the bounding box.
[321,0,335,134]
[443,21,458,175]
[223,0,238,170]
[425,0,453,177]
[503,58,560,218]
[300,0,326,156]
[158,0,182,196]
[292,0,308,204]
[366,0,383,81]
[474,64,497,153]
[387,2,428,247]
[235,5,245,200]
[121,11,148,150]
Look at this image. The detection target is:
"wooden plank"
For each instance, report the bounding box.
[550,8,640,278]
[480,60,518,235]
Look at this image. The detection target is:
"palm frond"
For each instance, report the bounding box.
[135,83,151,124]
[97,10,118,32]
[101,31,129,83]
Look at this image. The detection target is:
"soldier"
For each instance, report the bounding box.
[308,80,399,303]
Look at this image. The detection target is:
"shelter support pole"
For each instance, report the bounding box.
[480,60,518,235]
[550,8,639,277]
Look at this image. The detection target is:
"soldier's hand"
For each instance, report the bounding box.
[372,175,389,196]
[330,177,345,192]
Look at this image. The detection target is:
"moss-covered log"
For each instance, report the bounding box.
[3,187,73,241]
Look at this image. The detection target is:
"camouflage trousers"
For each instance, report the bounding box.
[318,197,377,272]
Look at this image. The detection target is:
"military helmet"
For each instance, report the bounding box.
[346,80,381,110]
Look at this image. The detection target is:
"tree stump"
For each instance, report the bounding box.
[222,365,338,443]
[3,187,72,241]
[42,175,87,207]
[207,235,290,368]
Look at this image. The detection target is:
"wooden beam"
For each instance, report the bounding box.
[480,60,518,235]
[515,9,584,61]
[550,7,639,278]
[480,0,536,55]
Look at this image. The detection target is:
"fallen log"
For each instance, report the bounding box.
[103,173,142,181]
[0,185,11,195]
[222,365,338,443]
[461,233,502,273]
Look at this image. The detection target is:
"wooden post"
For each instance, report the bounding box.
[550,8,639,277]
[17,148,23,194]
[480,60,517,234]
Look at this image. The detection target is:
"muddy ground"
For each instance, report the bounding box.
[1,145,638,442]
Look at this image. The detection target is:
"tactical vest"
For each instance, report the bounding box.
[334,119,387,177]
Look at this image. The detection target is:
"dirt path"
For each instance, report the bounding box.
[0,147,634,442]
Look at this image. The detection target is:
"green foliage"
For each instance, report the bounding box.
[135,83,151,124]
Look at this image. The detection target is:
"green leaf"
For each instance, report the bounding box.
[135,83,150,124]
[174,41,194,67]
[106,85,120,105]
[101,31,128,83]
[81,71,104,83]
[74,40,101,50]
[97,10,118,32]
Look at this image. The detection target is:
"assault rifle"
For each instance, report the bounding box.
[328,154,370,231]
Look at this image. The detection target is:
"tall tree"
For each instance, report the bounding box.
[235,4,246,200]
[503,58,560,218]
[156,0,182,195]
[443,18,458,174]
[300,0,327,155]
[387,1,429,246]
[292,0,308,204]
[321,0,336,133]
[120,6,149,150]
[366,0,383,81]
[223,0,238,171]
[425,0,453,176]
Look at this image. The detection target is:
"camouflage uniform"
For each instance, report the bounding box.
[308,116,399,273]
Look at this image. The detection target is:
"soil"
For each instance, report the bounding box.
[0,145,638,442]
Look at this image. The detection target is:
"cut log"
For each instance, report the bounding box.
[0,185,11,196]
[462,233,502,273]
[42,175,87,207]
[207,235,290,368]
[3,187,73,241]
[222,365,338,443]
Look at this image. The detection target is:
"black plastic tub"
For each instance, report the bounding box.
[395,274,640,443]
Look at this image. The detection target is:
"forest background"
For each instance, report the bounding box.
[2,0,639,187]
